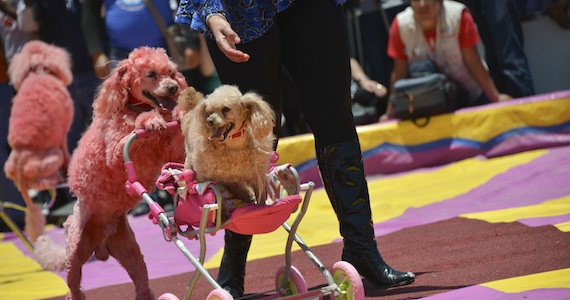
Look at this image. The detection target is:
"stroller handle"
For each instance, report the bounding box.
[123,121,180,184]
[123,121,180,164]
[132,121,180,139]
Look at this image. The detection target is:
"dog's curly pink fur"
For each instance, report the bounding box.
[180,85,276,220]
[34,47,188,300]
[3,41,74,243]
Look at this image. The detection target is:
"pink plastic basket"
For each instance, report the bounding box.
[224,195,301,235]
[156,162,302,235]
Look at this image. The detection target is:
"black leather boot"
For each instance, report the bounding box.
[217,230,252,298]
[316,140,415,288]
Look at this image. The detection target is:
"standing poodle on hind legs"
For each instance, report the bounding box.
[34,47,189,300]
[4,40,74,244]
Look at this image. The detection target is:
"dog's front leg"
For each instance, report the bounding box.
[172,104,187,123]
[135,110,167,132]
[30,147,65,183]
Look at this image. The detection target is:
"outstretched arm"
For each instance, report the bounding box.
[350,58,387,98]
[379,59,408,121]
[81,0,111,78]
[461,46,511,102]
[206,14,250,63]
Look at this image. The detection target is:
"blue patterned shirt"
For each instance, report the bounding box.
[175,0,347,43]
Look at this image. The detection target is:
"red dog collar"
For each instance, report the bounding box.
[228,122,247,140]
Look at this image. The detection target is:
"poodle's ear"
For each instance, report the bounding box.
[241,92,276,139]
[92,61,130,118]
[190,100,210,138]
[178,86,204,112]
[174,86,204,122]
[181,98,206,139]
[8,47,31,90]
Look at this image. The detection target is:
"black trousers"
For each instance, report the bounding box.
[459,0,535,98]
[206,0,358,149]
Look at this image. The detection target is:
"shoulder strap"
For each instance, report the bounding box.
[143,0,169,35]
[143,0,184,64]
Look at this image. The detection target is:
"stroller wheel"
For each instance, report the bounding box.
[332,261,364,300]
[207,288,234,300]
[275,265,308,296]
[158,293,180,300]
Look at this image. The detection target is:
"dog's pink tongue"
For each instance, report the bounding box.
[158,97,177,111]
[209,128,224,140]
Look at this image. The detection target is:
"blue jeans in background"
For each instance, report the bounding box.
[459,0,535,98]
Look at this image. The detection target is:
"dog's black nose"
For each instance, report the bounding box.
[167,84,178,95]
[207,118,215,126]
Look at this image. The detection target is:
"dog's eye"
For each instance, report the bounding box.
[146,71,157,78]
[222,107,230,114]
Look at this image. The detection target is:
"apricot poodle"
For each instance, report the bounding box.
[179,85,276,220]
[34,47,188,300]
[4,40,74,243]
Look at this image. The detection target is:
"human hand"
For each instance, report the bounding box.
[360,79,387,98]
[379,113,391,122]
[207,15,250,63]
[184,48,201,69]
[498,93,512,102]
[379,102,396,122]
[92,52,112,79]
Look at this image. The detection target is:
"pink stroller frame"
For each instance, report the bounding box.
[123,122,364,300]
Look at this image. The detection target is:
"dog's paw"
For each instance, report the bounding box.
[33,148,65,177]
[172,105,186,122]
[135,111,167,131]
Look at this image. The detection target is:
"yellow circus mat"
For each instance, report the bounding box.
[482,268,570,292]
[0,243,68,300]
[2,94,570,299]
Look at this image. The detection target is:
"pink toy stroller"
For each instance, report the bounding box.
[123,122,365,300]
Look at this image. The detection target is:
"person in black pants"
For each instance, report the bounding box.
[458,0,535,98]
[175,0,415,297]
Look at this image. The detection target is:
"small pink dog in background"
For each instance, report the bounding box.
[4,40,74,243]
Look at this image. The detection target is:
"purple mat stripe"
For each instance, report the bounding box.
[79,216,225,290]
[374,146,570,236]
[363,124,570,155]
[8,214,226,291]
[424,286,570,300]
[296,132,570,188]
[5,147,568,293]
[518,213,570,228]
[290,93,570,186]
